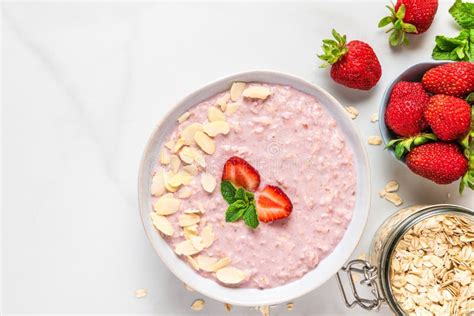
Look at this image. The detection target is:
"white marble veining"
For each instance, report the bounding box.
[2,1,471,315]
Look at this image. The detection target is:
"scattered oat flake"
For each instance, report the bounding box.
[370,112,379,122]
[287,302,294,311]
[344,106,359,119]
[134,288,147,298]
[368,135,382,145]
[258,306,270,316]
[184,283,194,292]
[224,303,232,312]
[384,192,403,206]
[384,180,399,193]
[191,299,205,311]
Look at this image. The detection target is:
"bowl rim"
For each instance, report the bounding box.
[378,61,451,164]
[137,69,371,306]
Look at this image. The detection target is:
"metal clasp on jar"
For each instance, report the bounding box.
[336,259,385,311]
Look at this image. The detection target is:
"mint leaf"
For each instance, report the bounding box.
[432,29,473,61]
[225,200,247,222]
[245,191,254,201]
[450,0,474,29]
[243,204,259,229]
[221,181,237,204]
[234,187,247,202]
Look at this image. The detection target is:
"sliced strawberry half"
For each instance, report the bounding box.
[256,185,293,223]
[222,156,261,192]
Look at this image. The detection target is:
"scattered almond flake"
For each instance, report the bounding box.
[175,240,201,256]
[216,266,246,285]
[211,257,231,272]
[384,180,399,193]
[379,189,387,198]
[181,123,204,145]
[257,306,270,316]
[151,170,165,197]
[384,192,403,206]
[172,138,186,153]
[178,214,200,227]
[178,187,193,199]
[230,82,246,101]
[287,302,294,311]
[370,112,379,122]
[191,299,205,311]
[194,131,216,155]
[344,106,359,119]
[203,121,230,137]
[151,213,174,236]
[225,102,240,115]
[368,135,382,145]
[242,86,271,100]
[201,224,215,248]
[186,255,200,270]
[190,236,204,251]
[164,140,174,150]
[182,164,198,176]
[160,149,171,165]
[153,195,181,215]
[224,303,232,312]
[196,255,219,272]
[200,173,216,193]
[177,111,192,123]
[170,154,181,173]
[184,283,194,292]
[134,288,148,298]
[208,107,226,122]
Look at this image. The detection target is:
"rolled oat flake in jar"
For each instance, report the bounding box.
[336,204,474,315]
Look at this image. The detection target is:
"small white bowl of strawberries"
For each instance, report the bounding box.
[380,61,474,193]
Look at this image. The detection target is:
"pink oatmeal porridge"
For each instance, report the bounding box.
[150,82,356,289]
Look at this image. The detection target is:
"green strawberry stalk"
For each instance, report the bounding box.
[379,4,417,46]
[386,133,438,159]
[459,106,474,194]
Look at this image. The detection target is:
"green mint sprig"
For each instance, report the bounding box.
[459,106,474,194]
[432,0,474,61]
[220,181,259,229]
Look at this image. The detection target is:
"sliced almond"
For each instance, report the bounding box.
[385,180,399,193]
[344,106,359,119]
[230,82,246,101]
[194,152,206,167]
[179,214,200,227]
[177,187,193,199]
[186,255,200,271]
[196,255,218,272]
[287,303,294,311]
[201,224,215,248]
[134,288,148,298]
[178,146,194,164]
[242,86,271,100]
[201,173,217,193]
[211,257,231,272]
[172,138,186,153]
[151,170,165,197]
[184,209,203,214]
[216,266,246,284]
[370,112,379,122]
[190,236,204,251]
[177,111,191,123]
[180,123,203,145]
[224,303,232,312]
[203,121,230,137]
[175,240,200,256]
[170,154,181,173]
[163,171,178,192]
[151,213,174,236]
[208,107,226,122]
[194,131,216,155]
[225,102,240,115]
[160,149,171,165]
[153,196,181,215]
[183,224,198,240]
[368,136,382,145]
[385,192,403,206]
[168,170,193,188]
[164,140,174,150]
[182,164,198,176]
[191,299,205,311]
[216,94,230,111]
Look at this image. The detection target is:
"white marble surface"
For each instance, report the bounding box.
[2,1,472,315]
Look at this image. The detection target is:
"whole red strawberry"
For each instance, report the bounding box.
[318,29,382,90]
[424,95,471,141]
[385,81,430,137]
[379,0,438,46]
[422,62,474,98]
[406,142,468,184]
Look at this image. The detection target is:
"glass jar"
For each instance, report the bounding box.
[336,204,473,314]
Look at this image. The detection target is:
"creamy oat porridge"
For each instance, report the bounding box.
[150,82,357,288]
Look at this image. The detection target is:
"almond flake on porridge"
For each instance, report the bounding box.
[194,131,216,155]
[242,86,272,100]
[216,266,246,284]
[203,121,230,137]
[200,173,217,193]
[230,82,246,101]
[225,102,240,115]
[175,239,201,256]
[177,111,192,123]
[208,107,226,122]
[178,214,200,227]
[151,213,174,236]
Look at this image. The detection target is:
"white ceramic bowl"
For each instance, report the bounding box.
[138,70,371,306]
